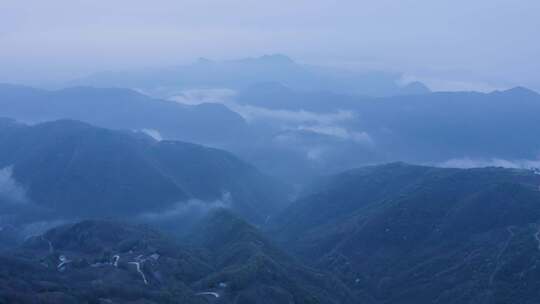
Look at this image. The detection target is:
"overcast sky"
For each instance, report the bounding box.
[1,0,539,91]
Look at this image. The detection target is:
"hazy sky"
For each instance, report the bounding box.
[1,0,539,91]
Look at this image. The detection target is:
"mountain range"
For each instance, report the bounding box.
[2,115,540,302]
[0,84,247,148]
[69,55,429,98]
[0,211,356,304]
[231,83,540,178]
[4,160,540,303]
[0,119,288,235]
[2,81,540,185]
[270,163,540,303]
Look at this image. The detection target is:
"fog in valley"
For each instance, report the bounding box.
[1,1,540,303]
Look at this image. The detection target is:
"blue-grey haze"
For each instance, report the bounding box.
[1,0,539,91]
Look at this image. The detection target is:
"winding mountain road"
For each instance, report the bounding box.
[196,292,220,298]
[129,261,148,285]
[57,255,72,271]
[113,255,120,267]
[41,236,54,253]
[196,291,220,303]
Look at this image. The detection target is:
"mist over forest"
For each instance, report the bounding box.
[1,1,540,303]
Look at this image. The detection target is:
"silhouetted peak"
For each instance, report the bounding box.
[491,86,539,98]
[33,119,100,132]
[195,57,214,65]
[258,54,295,64]
[400,81,431,95]
[0,117,22,127]
[235,54,295,65]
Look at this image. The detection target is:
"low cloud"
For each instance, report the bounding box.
[169,88,237,105]
[20,219,69,239]
[297,125,373,145]
[137,192,232,222]
[168,88,373,157]
[169,89,356,125]
[437,157,540,169]
[400,74,507,93]
[0,166,28,204]
[140,128,163,141]
[306,147,326,162]
[233,106,355,125]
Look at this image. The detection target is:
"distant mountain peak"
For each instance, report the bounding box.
[492,86,539,97]
[400,81,431,95]
[0,117,21,127]
[234,54,295,65]
[259,54,295,64]
[195,57,214,65]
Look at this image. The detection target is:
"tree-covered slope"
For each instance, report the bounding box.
[0,84,248,147]
[271,163,540,303]
[186,209,358,304]
[1,215,358,304]
[0,119,288,226]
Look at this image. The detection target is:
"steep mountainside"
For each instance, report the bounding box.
[0,119,288,227]
[2,83,539,185]
[0,216,357,304]
[271,163,540,303]
[236,84,540,163]
[0,84,247,147]
[1,220,209,304]
[184,209,358,304]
